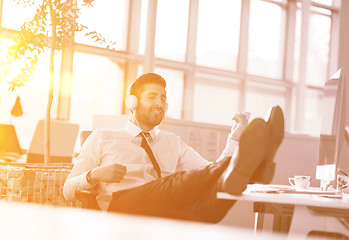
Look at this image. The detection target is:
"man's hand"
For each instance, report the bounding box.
[230,112,250,141]
[89,163,127,184]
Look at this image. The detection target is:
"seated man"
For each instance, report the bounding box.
[63,73,284,223]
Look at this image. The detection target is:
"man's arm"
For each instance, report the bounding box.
[217,112,250,161]
[63,131,102,201]
[86,163,127,184]
[63,130,127,201]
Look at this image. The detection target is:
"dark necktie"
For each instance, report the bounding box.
[140,132,161,178]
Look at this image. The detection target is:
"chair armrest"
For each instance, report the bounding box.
[75,189,100,210]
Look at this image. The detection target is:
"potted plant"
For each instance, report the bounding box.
[0,0,116,164]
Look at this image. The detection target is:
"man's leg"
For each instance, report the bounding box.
[194,106,284,221]
[220,118,270,195]
[108,156,233,221]
[108,118,271,222]
[220,106,284,193]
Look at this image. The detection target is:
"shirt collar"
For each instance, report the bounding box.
[125,120,158,140]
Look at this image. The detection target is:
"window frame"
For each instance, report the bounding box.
[0,0,342,137]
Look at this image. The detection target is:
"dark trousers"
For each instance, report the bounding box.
[107,157,236,223]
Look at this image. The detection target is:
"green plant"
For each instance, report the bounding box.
[0,0,116,163]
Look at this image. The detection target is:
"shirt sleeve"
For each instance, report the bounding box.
[175,137,210,171]
[63,130,101,201]
[217,133,239,161]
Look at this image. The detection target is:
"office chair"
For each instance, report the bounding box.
[75,188,99,210]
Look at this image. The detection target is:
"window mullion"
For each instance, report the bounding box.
[295,0,311,132]
[144,0,157,72]
[238,0,250,74]
[0,0,3,27]
[183,0,199,121]
[283,0,297,131]
[123,0,142,114]
[328,4,340,76]
[238,0,251,112]
[127,0,141,55]
[186,0,198,65]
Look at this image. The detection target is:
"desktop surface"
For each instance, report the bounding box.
[218,184,349,210]
[0,201,289,240]
[219,183,349,237]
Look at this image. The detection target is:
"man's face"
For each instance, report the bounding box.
[135,83,167,130]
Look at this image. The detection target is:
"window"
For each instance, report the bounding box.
[196,0,241,70]
[305,12,331,86]
[247,0,285,79]
[70,53,125,132]
[292,1,334,135]
[155,0,189,61]
[153,67,184,119]
[304,88,323,134]
[1,0,36,30]
[0,41,61,148]
[245,83,287,120]
[193,78,240,126]
[0,0,342,151]
[75,0,129,51]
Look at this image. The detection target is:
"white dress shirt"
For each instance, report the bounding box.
[63,120,237,210]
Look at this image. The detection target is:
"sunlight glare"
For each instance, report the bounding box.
[249,0,282,59]
[155,0,189,62]
[1,0,38,30]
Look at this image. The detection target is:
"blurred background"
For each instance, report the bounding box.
[0,0,344,151]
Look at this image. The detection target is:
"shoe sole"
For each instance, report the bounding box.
[222,118,269,194]
[250,106,284,183]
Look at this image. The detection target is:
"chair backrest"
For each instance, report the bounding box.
[80,130,92,147]
[27,120,79,163]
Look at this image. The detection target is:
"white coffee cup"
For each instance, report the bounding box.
[288,175,311,189]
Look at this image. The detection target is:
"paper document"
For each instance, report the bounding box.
[246,184,337,195]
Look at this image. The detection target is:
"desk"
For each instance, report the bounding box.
[0,201,288,240]
[218,184,349,238]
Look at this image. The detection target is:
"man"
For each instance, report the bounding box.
[63,73,284,223]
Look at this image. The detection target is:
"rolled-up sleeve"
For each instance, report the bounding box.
[217,134,238,161]
[175,137,210,171]
[175,134,238,171]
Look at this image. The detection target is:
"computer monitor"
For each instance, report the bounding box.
[316,68,349,189]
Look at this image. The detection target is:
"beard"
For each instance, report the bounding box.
[137,106,165,128]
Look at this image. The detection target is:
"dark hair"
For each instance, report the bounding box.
[128,73,167,97]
